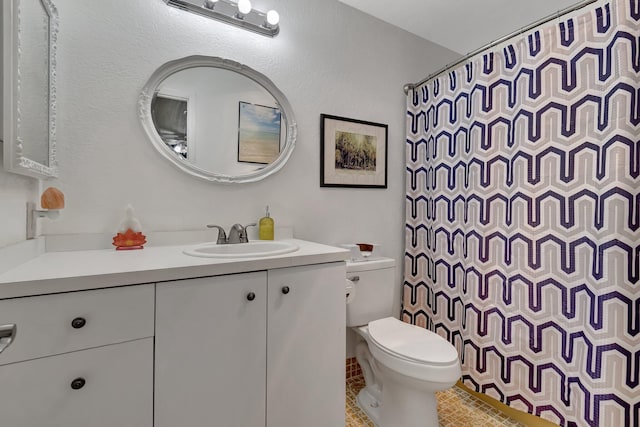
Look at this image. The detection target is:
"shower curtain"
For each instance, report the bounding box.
[403,1,639,426]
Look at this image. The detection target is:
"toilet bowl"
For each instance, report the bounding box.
[346,258,461,427]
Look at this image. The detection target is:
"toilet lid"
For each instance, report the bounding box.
[368,317,459,366]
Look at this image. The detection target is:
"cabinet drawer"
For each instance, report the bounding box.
[0,338,153,427]
[0,284,154,365]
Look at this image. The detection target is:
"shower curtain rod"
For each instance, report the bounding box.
[403,0,599,94]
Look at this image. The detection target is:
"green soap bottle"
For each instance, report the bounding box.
[259,205,274,240]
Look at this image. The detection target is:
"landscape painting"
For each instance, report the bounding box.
[334,131,377,171]
[237,102,282,164]
[320,114,387,188]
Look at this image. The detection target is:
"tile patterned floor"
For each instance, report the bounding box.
[346,374,526,427]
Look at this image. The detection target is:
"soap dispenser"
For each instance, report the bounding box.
[259,205,274,240]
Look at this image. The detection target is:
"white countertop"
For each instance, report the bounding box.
[0,239,350,299]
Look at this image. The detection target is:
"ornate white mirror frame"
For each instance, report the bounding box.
[2,0,59,179]
[139,56,297,184]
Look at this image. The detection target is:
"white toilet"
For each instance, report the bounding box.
[346,257,461,427]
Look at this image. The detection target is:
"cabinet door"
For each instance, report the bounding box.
[155,272,267,427]
[0,338,153,427]
[267,263,346,427]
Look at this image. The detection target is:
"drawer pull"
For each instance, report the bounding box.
[71,317,87,329]
[281,286,290,295]
[246,292,256,301]
[0,324,16,354]
[70,377,86,390]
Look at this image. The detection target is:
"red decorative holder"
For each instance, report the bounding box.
[112,228,147,250]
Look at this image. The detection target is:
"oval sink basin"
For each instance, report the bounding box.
[183,240,299,258]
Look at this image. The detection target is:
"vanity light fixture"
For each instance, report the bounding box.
[265,9,279,28]
[164,0,280,37]
[236,0,251,19]
[203,0,217,8]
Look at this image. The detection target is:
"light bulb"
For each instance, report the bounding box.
[237,0,252,15]
[203,0,218,9]
[266,10,279,26]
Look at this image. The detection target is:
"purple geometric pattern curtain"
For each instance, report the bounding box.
[403,1,639,426]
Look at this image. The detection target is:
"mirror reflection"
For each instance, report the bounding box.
[140,57,296,183]
[2,0,58,179]
[18,0,50,166]
[151,67,285,176]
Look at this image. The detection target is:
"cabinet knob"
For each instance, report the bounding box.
[70,377,86,390]
[71,317,86,329]
[281,286,290,295]
[246,292,256,301]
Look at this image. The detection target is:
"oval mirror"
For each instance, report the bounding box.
[139,56,297,183]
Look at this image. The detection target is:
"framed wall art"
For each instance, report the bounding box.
[320,114,387,188]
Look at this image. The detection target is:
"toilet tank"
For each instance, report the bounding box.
[346,257,396,327]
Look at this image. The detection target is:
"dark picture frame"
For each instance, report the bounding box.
[237,101,282,165]
[151,93,189,160]
[320,114,388,188]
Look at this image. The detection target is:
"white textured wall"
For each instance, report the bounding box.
[3,1,458,288]
[0,163,37,248]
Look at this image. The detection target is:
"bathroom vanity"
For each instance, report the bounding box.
[0,239,348,427]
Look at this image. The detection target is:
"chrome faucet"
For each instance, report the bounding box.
[207,223,256,244]
[228,223,257,243]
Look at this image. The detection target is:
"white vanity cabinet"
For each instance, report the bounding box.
[155,271,268,427]
[0,238,349,426]
[155,262,346,427]
[266,264,346,427]
[0,285,155,427]
[0,339,153,427]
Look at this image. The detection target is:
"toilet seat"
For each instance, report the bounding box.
[368,317,459,365]
[367,317,461,383]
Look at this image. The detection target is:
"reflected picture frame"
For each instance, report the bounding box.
[237,101,282,165]
[320,114,388,188]
[151,92,191,160]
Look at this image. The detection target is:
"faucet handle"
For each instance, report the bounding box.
[206,224,227,244]
[243,223,257,243]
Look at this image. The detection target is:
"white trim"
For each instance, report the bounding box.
[2,0,59,179]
